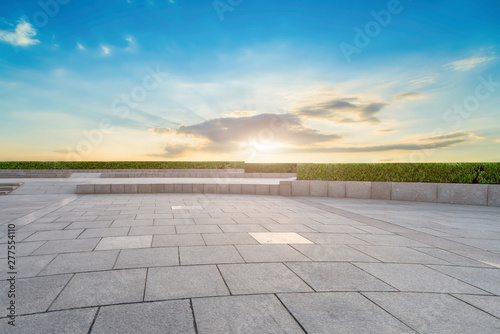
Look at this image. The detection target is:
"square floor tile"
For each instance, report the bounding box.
[249,232,313,244]
[95,235,152,250]
[193,294,304,334]
[92,300,195,334]
[219,263,313,294]
[145,265,229,300]
[180,245,243,265]
[50,269,147,310]
[236,245,311,262]
[278,292,415,334]
[114,247,179,269]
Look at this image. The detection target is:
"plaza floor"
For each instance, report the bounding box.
[1,178,500,333]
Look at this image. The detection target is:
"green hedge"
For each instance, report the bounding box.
[297,163,500,184]
[0,161,245,170]
[243,163,297,173]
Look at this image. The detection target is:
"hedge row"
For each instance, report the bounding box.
[0,161,246,170]
[296,163,500,184]
[243,163,298,173]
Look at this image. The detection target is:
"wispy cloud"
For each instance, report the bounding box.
[393,92,424,101]
[443,55,496,71]
[410,76,435,85]
[0,19,39,47]
[295,97,387,123]
[77,42,85,50]
[101,45,111,55]
[280,131,478,153]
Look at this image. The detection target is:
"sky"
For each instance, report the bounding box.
[0,0,499,163]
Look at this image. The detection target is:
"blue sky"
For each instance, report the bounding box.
[1,0,499,162]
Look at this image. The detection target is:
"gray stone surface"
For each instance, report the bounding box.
[78,227,130,238]
[292,181,310,196]
[236,244,311,262]
[309,181,327,197]
[291,244,377,262]
[453,294,500,318]
[17,254,56,278]
[346,181,371,199]
[145,265,229,300]
[11,274,73,315]
[0,308,97,334]
[24,229,83,241]
[279,292,415,333]
[95,235,152,250]
[392,182,438,203]
[153,233,205,247]
[350,245,449,264]
[371,182,391,200]
[355,263,486,293]
[39,250,119,275]
[364,292,500,334]
[31,238,100,255]
[488,184,500,207]
[202,232,260,245]
[327,181,346,198]
[114,247,179,268]
[193,294,305,334]
[286,262,396,292]
[92,300,196,334]
[438,183,488,206]
[180,245,244,265]
[219,263,313,294]
[76,184,94,194]
[50,269,147,309]
[95,184,111,194]
[429,265,500,295]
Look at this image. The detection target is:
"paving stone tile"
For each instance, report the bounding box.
[291,244,378,262]
[193,294,305,334]
[279,292,415,334]
[350,245,449,264]
[128,226,175,235]
[298,233,369,245]
[249,232,313,244]
[194,217,236,225]
[114,247,179,269]
[110,219,153,227]
[24,229,84,242]
[65,221,113,229]
[202,233,260,245]
[145,265,229,300]
[262,224,316,233]
[50,269,147,310]
[235,245,311,262]
[31,238,100,255]
[286,262,396,292]
[92,300,195,334]
[176,225,223,234]
[353,234,430,247]
[94,230,149,247]
[17,254,56,278]
[20,222,71,232]
[180,245,243,265]
[13,241,45,256]
[219,263,313,294]
[234,217,277,224]
[355,263,486,294]
[412,247,493,267]
[429,265,500,295]
[154,218,195,225]
[78,227,130,239]
[7,274,73,315]
[220,224,268,233]
[0,308,97,334]
[364,292,500,334]
[453,294,500,318]
[306,224,367,233]
[39,250,119,275]
[153,234,205,247]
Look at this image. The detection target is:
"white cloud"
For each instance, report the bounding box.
[443,55,496,71]
[410,76,435,85]
[101,45,111,55]
[0,19,39,47]
[77,42,85,50]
